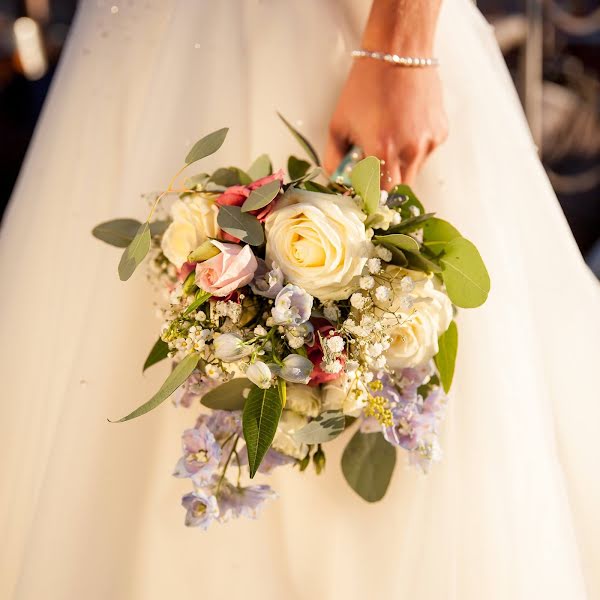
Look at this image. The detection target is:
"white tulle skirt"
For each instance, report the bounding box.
[1,0,599,598]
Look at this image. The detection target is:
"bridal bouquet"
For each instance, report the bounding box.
[93,116,490,529]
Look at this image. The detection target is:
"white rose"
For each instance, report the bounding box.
[271,410,309,459]
[161,195,219,268]
[379,268,453,369]
[285,383,321,417]
[265,189,369,301]
[321,378,365,417]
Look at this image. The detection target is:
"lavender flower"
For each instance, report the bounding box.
[175,372,219,408]
[181,491,219,529]
[246,361,273,389]
[271,284,313,326]
[250,259,284,298]
[217,480,277,521]
[195,410,242,445]
[277,354,314,384]
[236,446,295,474]
[173,424,222,485]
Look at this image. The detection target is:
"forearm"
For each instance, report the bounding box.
[361,0,442,55]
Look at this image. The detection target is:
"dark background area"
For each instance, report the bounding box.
[0,0,598,274]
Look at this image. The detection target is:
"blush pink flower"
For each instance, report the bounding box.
[194,240,258,297]
[307,319,345,386]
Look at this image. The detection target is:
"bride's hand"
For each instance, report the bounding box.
[325,58,448,189]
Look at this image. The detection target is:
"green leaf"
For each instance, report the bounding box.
[185,127,229,165]
[243,384,284,478]
[184,173,210,189]
[423,218,461,254]
[210,167,252,187]
[143,338,169,372]
[112,352,200,422]
[241,179,281,212]
[247,154,272,180]
[405,251,442,273]
[118,222,151,281]
[303,180,334,194]
[149,220,169,237]
[93,218,142,248]
[389,212,435,234]
[293,410,345,444]
[389,184,425,220]
[217,205,264,246]
[341,431,396,503]
[384,244,408,267]
[277,112,321,166]
[440,237,490,308]
[374,233,420,253]
[351,156,380,215]
[288,156,310,180]
[434,321,458,393]
[183,289,212,316]
[188,240,220,262]
[200,377,253,411]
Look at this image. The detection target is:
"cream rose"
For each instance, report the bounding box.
[271,410,309,459]
[161,195,219,268]
[379,268,453,369]
[265,189,369,301]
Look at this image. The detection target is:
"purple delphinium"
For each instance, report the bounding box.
[271,284,313,326]
[175,372,219,408]
[181,491,219,529]
[236,446,295,475]
[195,410,242,444]
[173,424,221,485]
[217,480,277,522]
[250,259,284,299]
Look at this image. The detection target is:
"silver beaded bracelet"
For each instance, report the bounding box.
[351,49,439,67]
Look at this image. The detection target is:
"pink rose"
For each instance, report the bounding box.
[216,170,284,225]
[194,241,258,297]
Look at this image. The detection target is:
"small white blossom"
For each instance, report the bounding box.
[379,190,389,206]
[400,276,415,292]
[323,303,340,322]
[360,276,375,290]
[350,293,367,310]
[213,333,252,362]
[375,285,391,302]
[253,325,268,337]
[375,245,393,262]
[374,355,387,369]
[409,204,421,217]
[286,334,305,349]
[323,359,343,374]
[346,360,360,374]
[325,335,345,354]
[367,342,384,358]
[367,258,381,274]
[205,364,223,379]
[195,311,207,321]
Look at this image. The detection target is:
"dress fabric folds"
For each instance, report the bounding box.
[0,1,599,598]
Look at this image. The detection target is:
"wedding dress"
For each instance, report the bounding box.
[1,0,599,598]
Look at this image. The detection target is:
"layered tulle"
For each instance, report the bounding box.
[1,0,598,598]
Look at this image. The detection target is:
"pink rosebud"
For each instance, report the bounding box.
[307,319,344,386]
[194,241,258,297]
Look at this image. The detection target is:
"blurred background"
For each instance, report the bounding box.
[0,0,598,275]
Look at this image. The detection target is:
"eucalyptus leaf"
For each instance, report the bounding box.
[243,384,284,478]
[183,290,212,316]
[247,154,272,180]
[149,220,169,237]
[293,410,345,444]
[405,251,442,273]
[374,233,420,253]
[440,238,490,308]
[389,184,425,220]
[118,222,151,281]
[387,245,408,267]
[351,156,380,215]
[184,173,210,189]
[217,205,264,246]
[210,167,252,187]
[241,179,281,212]
[423,218,461,254]
[434,321,458,393]
[389,212,435,234]
[200,377,253,411]
[303,180,334,194]
[185,127,229,165]
[112,352,200,422]
[93,218,141,248]
[277,112,321,166]
[288,156,310,180]
[341,430,396,503]
[143,338,169,372]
